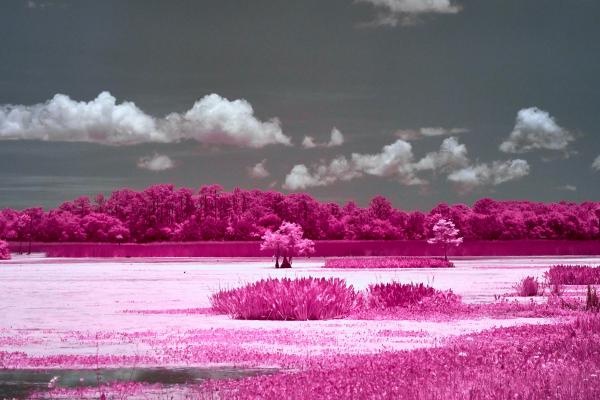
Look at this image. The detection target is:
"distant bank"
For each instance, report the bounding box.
[8,240,600,258]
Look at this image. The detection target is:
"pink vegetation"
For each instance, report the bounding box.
[202,317,600,400]
[1,185,599,244]
[546,265,600,285]
[210,277,358,320]
[324,256,454,269]
[0,239,10,260]
[367,282,460,309]
[515,276,542,296]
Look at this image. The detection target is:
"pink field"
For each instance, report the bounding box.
[1,255,600,399]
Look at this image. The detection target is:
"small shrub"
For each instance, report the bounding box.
[515,276,540,296]
[210,277,358,320]
[324,257,454,269]
[0,240,10,260]
[545,265,600,285]
[586,285,600,312]
[366,282,459,309]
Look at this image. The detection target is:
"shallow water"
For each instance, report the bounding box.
[0,366,277,399]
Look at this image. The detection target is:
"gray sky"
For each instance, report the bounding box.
[0,0,599,209]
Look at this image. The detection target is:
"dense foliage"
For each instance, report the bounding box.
[0,240,10,260]
[1,184,599,243]
[324,257,454,269]
[546,265,600,285]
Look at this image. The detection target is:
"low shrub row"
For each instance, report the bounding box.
[546,264,600,285]
[210,277,458,320]
[323,256,454,269]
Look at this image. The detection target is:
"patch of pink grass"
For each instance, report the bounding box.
[366,281,460,309]
[210,277,359,320]
[546,265,600,285]
[324,256,454,269]
[202,316,600,400]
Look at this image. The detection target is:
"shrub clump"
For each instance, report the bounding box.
[0,240,10,260]
[210,277,359,320]
[324,256,454,269]
[546,264,600,285]
[515,276,541,296]
[367,282,460,310]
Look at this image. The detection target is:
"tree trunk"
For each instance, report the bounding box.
[444,244,448,261]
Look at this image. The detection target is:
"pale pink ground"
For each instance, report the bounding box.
[1,255,598,369]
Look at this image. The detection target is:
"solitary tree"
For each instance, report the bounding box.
[427,217,463,261]
[260,222,315,268]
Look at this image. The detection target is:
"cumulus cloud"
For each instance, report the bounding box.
[592,155,600,171]
[137,153,175,171]
[283,156,360,190]
[357,0,461,27]
[448,159,530,188]
[301,127,345,149]
[285,136,477,190]
[500,107,574,154]
[395,127,467,141]
[247,159,270,179]
[0,91,291,148]
[413,136,469,172]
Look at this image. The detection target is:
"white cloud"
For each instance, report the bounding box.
[395,127,467,141]
[328,127,344,147]
[413,136,469,172]
[357,0,461,27]
[0,92,291,148]
[285,136,474,189]
[247,159,270,179]
[557,184,577,192]
[162,94,290,148]
[500,107,574,154]
[283,157,360,190]
[137,153,175,171]
[301,136,317,149]
[592,155,600,171]
[301,127,345,149]
[448,159,530,188]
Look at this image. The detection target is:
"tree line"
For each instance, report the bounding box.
[0,184,599,243]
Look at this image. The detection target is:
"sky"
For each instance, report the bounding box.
[0,0,599,210]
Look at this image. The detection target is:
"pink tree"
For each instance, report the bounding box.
[427,216,463,261]
[0,240,10,260]
[260,221,315,268]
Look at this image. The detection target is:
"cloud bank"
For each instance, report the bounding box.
[0,92,291,148]
[357,0,461,27]
[137,153,175,171]
[500,107,574,154]
[447,159,530,188]
[284,136,529,190]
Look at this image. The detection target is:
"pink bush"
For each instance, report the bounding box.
[515,276,541,296]
[366,282,460,309]
[210,277,359,320]
[0,239,10,260]
[324,256,454,269]
[546,264,600,285]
